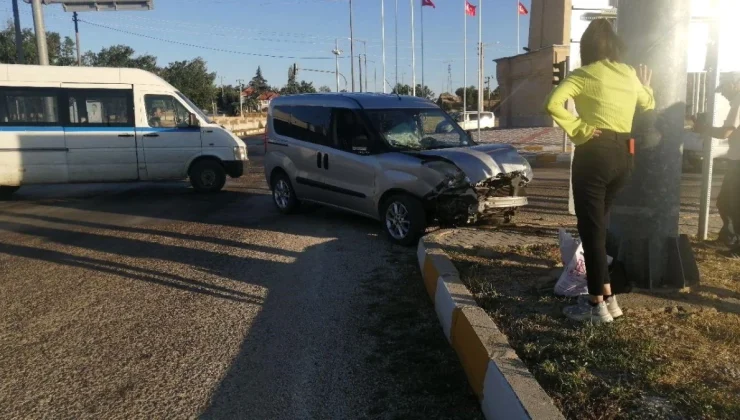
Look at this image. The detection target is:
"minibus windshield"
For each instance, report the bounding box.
[176,92,213,124]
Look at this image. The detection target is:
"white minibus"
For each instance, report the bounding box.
[0,64,248,197]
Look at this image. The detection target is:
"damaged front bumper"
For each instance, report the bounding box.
[428,173,529,226]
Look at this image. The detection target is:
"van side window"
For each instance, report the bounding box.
[145,95,191,128]
[272,105,332,146]
[333,109,371,155]
[67,89,133,127]
[0,88,59,125]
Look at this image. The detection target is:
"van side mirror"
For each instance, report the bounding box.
[189,113,200,127]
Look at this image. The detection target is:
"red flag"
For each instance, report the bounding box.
[518,1,529,15]
[422,0,435,7]
[465,1,476,17]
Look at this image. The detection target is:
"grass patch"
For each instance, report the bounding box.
[449,241,740,420]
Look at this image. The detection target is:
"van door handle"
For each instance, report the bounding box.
[205,130,213,133]
[323,154,329,170]
[118,133,134,138]
[316,152,322,168]
[143,133,159,137]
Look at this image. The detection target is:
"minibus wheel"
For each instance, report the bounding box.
[190,160,226,193]
[0,186,20,199]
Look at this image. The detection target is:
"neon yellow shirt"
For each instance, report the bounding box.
[544,60,655,146]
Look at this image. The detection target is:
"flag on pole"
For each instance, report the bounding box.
[465,1,476,17]
[422,0,435,7]
[518,1,528,15]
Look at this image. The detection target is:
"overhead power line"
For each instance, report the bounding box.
[78,19,335,60]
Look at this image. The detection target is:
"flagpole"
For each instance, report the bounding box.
[478,0,482,138]
[421,1,425,96]
[395,0,399,89]
[382,0,387,93]
[463,0,467,116]
[517,0,520,53]
[410,0,416,96]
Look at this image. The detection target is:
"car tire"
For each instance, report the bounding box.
[190,160,227,193]
[0,186,20,199]
[271,172,300,214]
[381,194,426,247]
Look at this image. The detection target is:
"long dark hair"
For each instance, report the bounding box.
[580,19,624,66]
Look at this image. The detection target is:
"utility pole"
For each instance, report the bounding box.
[332,40,342,92]
[72,12,81,66]
[11,0,24,64]
[381,0,387,93]
[358,55,363,92]
[30,0,49,65]
[236,79,244,116]
[349,0,355,92]
[610,0,694,289]
[394,0,399,89]
[364,53,368,93]
[410,0,416,97]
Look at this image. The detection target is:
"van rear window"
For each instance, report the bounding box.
[0,88,59,125]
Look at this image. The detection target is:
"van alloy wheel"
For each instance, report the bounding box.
[385,201,411,240]
[274,179,291,209]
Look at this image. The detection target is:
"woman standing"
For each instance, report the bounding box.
[544,19,654,323]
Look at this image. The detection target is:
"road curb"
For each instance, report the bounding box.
[417,233,565,420]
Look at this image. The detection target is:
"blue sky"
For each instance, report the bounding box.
[3,0,531,95]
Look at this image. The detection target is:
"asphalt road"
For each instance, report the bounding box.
[0,138,482,420]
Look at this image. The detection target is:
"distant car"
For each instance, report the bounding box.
[682,127,729,172]
[263,93,532,246]
[454,111,496,131]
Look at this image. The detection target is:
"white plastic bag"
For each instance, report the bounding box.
[554,229,612,297]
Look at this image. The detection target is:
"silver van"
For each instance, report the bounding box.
[263,93,532,245]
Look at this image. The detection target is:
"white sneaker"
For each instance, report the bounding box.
[605,295,623,319]
[564,296,613,323]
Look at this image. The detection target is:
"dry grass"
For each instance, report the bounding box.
[449,240,740,420]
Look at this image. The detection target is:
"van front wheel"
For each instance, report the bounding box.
[190,160,226,193]
[381,194,426,246]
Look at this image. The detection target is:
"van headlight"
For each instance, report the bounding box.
[424,161,470,188]
[233,146,247,161]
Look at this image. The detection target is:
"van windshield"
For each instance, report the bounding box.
[365,108,473,151]
[175,91,213,124]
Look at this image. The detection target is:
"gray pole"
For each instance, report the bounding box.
[31,0,49,65]
[12,0,24,64]
[421,2,424,95]
[698,0,721,240]
[381,0,387,93]
[349,0,356,92]
[610,0,692,289]
[333,39,341,92]
[395,0,398,89]
[358,55,363,93]
[364,51,368,93]
[73,12,81,66]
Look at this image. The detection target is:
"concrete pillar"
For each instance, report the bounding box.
[609,0,694,289]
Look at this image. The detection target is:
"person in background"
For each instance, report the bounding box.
[694,72,740,252]
[148,106,163,127]
[544,19,655,323]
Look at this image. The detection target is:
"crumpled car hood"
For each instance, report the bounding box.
[416,144,531,184]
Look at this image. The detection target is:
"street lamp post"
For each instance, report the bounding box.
[332,40,342,92]
[349,0,355,92]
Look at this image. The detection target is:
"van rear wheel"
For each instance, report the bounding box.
[271,172,300,214]
[190,160,226,193]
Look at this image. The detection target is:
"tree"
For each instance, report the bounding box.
[0,23,76,66]
[82,45,158,72]
[318,85,332,93]
[414,84,434,100]
[392,83,412,95]
[248,66,269,94]
[160,57,216,109]
[455,86,479,110]
[299,80,316,94]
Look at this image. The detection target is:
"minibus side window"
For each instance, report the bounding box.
[144,95,191,128]
[0,88,59,125]
[66,89,133,127]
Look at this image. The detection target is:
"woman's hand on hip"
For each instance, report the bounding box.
[638,64,653,87]
[591,129,602,139]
